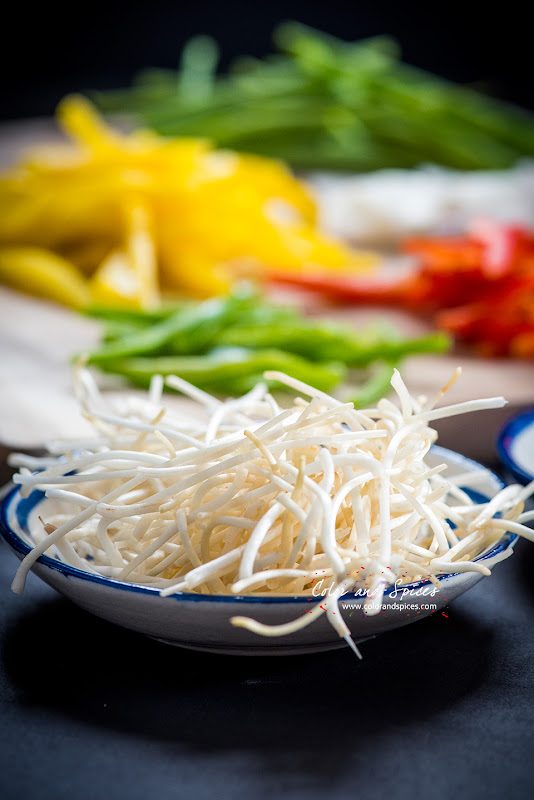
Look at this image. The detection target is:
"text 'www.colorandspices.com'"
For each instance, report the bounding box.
[340,601,438,611]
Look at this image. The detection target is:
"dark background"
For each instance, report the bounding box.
[1,0,532,122]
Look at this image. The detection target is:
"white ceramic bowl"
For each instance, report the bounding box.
[0,446,514,655]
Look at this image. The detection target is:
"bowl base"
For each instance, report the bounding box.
[149,635,352,656]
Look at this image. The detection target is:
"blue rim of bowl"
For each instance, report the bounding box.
[497,408,534,486]
[0,445,515,605]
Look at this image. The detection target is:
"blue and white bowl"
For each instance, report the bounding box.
[0,446,515,655]
[497,409,534,486]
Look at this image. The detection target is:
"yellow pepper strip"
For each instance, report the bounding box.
[91,251,144,308]
[56,94,130,154]
[0,246,91,308]
[125,201,159,307]
[0,95,379,306]
[90,200,159,308]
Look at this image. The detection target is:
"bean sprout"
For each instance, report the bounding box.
[8,365,534,655]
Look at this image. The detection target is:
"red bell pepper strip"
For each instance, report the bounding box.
[268,219,534,358]
[437,275,534,356]
[402,236,483,273]
[468,218,533,278]
[268,269,429,308]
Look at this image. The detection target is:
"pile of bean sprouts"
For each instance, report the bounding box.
[9,366,534,656]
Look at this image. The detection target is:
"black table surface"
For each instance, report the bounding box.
[1,455,534,800]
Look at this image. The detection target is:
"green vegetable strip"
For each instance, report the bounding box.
[178,35,219,105]
[349,362,396,408]
[218,321,449,364]
[99,349,346,394]
[93,23,534,172]
[85,287,451,401]
[86,289,258,363]
[85,301,191,323]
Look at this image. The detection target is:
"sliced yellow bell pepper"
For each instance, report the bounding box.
[0,96,378,306]
[0,246,91,308]
[90,201,159,308]
[91,251,144,308]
